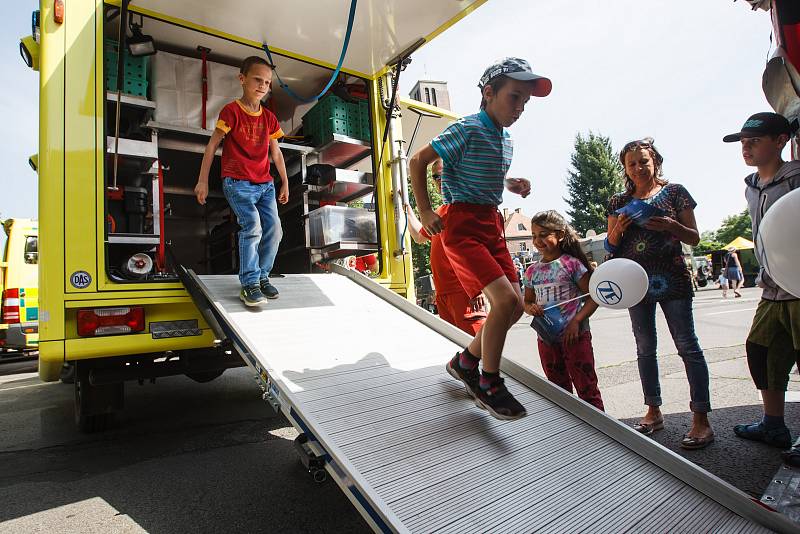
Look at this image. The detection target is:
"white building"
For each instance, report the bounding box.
[409,80,451,111]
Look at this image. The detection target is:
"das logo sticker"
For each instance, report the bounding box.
[70,271,92,289]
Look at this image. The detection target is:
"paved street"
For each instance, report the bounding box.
[505,285,764,372]
[1,285,797,533]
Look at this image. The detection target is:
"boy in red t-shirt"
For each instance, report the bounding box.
[195,56,289,306]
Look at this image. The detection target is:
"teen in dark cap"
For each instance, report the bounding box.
[723,112,800,464]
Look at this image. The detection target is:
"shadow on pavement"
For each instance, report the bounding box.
[0,367,370,533]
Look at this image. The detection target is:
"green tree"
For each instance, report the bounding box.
[715,209,752,245]
[564,132,624,236]
[406,170,443,278]
[694,230,724,255]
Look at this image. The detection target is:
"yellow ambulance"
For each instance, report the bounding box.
[20,0,467,430]
[0,218,39,352]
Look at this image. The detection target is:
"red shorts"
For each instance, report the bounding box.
[436,291,487,336]
[441,203,519,299]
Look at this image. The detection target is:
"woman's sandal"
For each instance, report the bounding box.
[680,433,715,450]
[633,419,664,436]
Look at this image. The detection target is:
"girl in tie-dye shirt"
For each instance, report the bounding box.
[523,210,604,411]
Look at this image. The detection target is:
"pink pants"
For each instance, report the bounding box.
[537,331,604,411]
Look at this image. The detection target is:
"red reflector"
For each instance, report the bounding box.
[53,0,65,24]
[2,289,21,324]
[77,306,145,337]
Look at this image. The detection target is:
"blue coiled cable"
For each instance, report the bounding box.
[261,0,357,103]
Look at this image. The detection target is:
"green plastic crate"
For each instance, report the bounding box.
[106,75,149,97]
[302,94,370,146]
[104,38,148,81]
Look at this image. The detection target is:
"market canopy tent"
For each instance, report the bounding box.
[724,236,755,250]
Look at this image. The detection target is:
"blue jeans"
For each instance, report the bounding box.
[628,298,711,413]
[222,178,282,287]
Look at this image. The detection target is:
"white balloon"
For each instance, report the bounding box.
[756,188,800,298]
[589,258,649,310]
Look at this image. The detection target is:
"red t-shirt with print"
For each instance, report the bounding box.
[216,100,284,183]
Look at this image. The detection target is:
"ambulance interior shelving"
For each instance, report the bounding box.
[104,5,379,283]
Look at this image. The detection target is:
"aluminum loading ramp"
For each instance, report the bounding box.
[186,267,795,533]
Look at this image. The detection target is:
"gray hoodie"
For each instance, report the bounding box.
[744,160,800,301]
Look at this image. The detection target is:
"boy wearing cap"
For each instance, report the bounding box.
[723,112,800,460]
[409,57,551,420]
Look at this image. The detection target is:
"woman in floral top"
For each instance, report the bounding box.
[606,138,714,450]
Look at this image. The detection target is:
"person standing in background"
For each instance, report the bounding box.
[406,159,488,336]
[724,247,744,298]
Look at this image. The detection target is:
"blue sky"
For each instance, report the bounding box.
[398,0,775,234]
[0,3,39,222]
[1,1,775,234]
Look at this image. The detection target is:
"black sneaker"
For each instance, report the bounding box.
[446,352,480,398]
[474,377,526,420]
[240,285,267,307]
[260,279,280,299]
[733,421,792,449]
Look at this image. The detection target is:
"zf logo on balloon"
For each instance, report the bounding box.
[595,280,623,306]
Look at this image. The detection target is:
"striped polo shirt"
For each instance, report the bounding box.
[430,109,513,206]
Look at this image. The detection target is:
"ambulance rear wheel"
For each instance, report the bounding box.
[60,362,76,384]
[74,376,111,433]
[73,363,123,433]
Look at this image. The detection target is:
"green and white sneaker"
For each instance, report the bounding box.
[240,285,268,307]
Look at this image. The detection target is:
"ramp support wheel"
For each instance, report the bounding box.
[294,433,327,483]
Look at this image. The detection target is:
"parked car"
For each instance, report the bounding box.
[693,255,710,287]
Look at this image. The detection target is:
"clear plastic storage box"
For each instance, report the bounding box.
[308,206,377,247]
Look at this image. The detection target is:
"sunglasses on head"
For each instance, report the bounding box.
[622,138,655,153]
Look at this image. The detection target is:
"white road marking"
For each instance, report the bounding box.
[705,307,758,316]
[0,382,50,392]
[0,371,39,384]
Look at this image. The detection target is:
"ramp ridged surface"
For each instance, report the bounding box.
[198,274,770,533]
